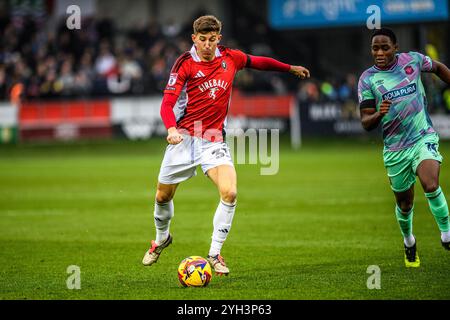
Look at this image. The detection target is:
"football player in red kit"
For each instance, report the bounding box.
[143,15,310,275]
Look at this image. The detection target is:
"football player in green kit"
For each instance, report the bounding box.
[358,28,450,267]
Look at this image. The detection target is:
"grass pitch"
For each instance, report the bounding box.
[1,137,449,300]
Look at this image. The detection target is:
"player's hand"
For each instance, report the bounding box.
[289,65,310,79]
[167,127,183,145]
[379,100,392,116]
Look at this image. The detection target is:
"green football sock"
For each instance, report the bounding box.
[425,187,450,233]
[395,205,414,237]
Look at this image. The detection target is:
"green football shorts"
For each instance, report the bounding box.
[383,133,443,193]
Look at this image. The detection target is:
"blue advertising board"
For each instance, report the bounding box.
[269,0,449,29]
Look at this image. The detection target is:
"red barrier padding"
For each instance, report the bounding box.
[229,91,293,118]
[19,100,111,127]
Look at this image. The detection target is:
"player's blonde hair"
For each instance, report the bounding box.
[193,15,222,34]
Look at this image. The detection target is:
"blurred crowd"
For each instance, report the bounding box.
[0,12,357,103]
[0,13,194,102]
[0,12,449,114]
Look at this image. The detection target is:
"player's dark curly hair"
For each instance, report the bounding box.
[371,28,397,44]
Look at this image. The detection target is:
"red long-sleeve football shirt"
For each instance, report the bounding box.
[160,45,291,142]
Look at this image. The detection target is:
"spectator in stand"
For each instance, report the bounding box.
[58,56,76,96]
[296,80,320,104]
[95,40,118,79]
[338,73,359,119]
[338,74,357,101]
[320,79,338,101]
[73,50,95,95]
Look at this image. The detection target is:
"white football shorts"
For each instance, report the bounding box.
[158,134,234,184]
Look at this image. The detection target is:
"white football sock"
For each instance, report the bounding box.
[441,230,450,243]
[154,200,174,245]
[404,234,416,247]
[209,199,236,257]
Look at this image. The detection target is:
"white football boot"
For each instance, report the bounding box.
[206,254,229,275]
[142,234,173,266]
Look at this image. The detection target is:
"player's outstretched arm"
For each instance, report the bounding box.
[247,55,310,79]
[360,100,391,131]
[432,60,450,84]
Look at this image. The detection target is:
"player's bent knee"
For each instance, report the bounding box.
[155,191,174,204]
[423,182,439,194]
[398,202,413,213]
[221,190,237,204]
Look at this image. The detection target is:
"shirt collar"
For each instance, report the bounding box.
[373,54,399,71]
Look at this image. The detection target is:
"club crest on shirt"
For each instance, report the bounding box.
[222,61,227,70]
[404,66,414,75]
[209,87,219,100]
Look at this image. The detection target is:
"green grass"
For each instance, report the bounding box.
[1,137,450,300]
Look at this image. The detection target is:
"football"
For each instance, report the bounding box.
[177,256,212,287]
